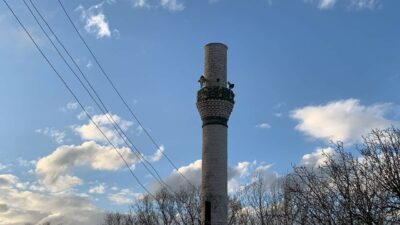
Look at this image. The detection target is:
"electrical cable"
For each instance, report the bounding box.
[25,0,175,194]
[57,0,198,190]
[2,0,156,198]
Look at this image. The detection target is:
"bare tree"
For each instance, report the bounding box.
[154,188,178,225]
[102,212,124,225]
[102,129,400,225]
[361,128,400,213]
[134,195,159,225]
[286,133,400,225]
[174,186,201,225]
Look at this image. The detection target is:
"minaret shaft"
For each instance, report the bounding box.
[197,43,234,225]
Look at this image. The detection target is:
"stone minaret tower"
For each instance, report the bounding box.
[197,43,235,225]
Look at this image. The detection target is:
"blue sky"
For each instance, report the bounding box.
[1,0,400,224]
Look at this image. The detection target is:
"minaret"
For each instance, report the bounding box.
[197,43,235,225]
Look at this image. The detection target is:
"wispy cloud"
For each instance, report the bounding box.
[303,0,380,10]
[349,0,380,10]
[86,60,93,68]
[255,122,272,129]
[108,188,141,205]
[35,127,66,144]
[17,157,36,167]
[60,101,79,112]
[0,14,45,52]
[89,183,107,194]
[66,101,79,110]
[160,0,185,12]
[132,0,150,8]
[76,106,95,120]
[303,0,338,9]
[319,0,337,9]
[0,163,8,171]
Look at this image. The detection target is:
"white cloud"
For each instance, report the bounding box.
[154,160,278,194]
[274,102,286,110]
[0,177,104,225]
[28,182,47,193]
[15,182,29,190]
[161,0,185,11]
[77,111,86,120]
[60,101,79,112]
[86,60,93,68]
[230,162,279,193]
[36,127,66,144]
[111,186,119,191]
[249,163,280,189]
[89,183,106,194]
[303,0,337,9]
[300,147,336,168]
[291,99,398,144]
[136,126,144,136]
[319,0,337,9]
[132,0,150,8]
[77,3,114,39]
[228,161,253,193]
[152,160,201,192]
[75,113,133,145]
[233,161,251,177]
[76,0,185,13]
[349,0,379,10]
[108,188,141,205]
[0,203,8,213]
[304,0,380,10]
[255,123,271,129]
[85,13,111,38]
[146,145,164,162]
[17,158,36,167]
[254,163,273,173]
[35,141,139,191]
[67,101,79,110]
[0,174,18,188]
[106,0,117,4]
[76,106,94,120]
[0,163,8,171]
[160,159,222,190]
[228,178,241,194]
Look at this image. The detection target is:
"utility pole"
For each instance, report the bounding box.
[197,43,235,225]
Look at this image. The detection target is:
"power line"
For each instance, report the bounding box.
[24,0,175,193]
[2,0,156,198]
[57,0,197,190]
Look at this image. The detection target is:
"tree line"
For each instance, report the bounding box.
[38,128,400,225]
[103,128,400,225]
